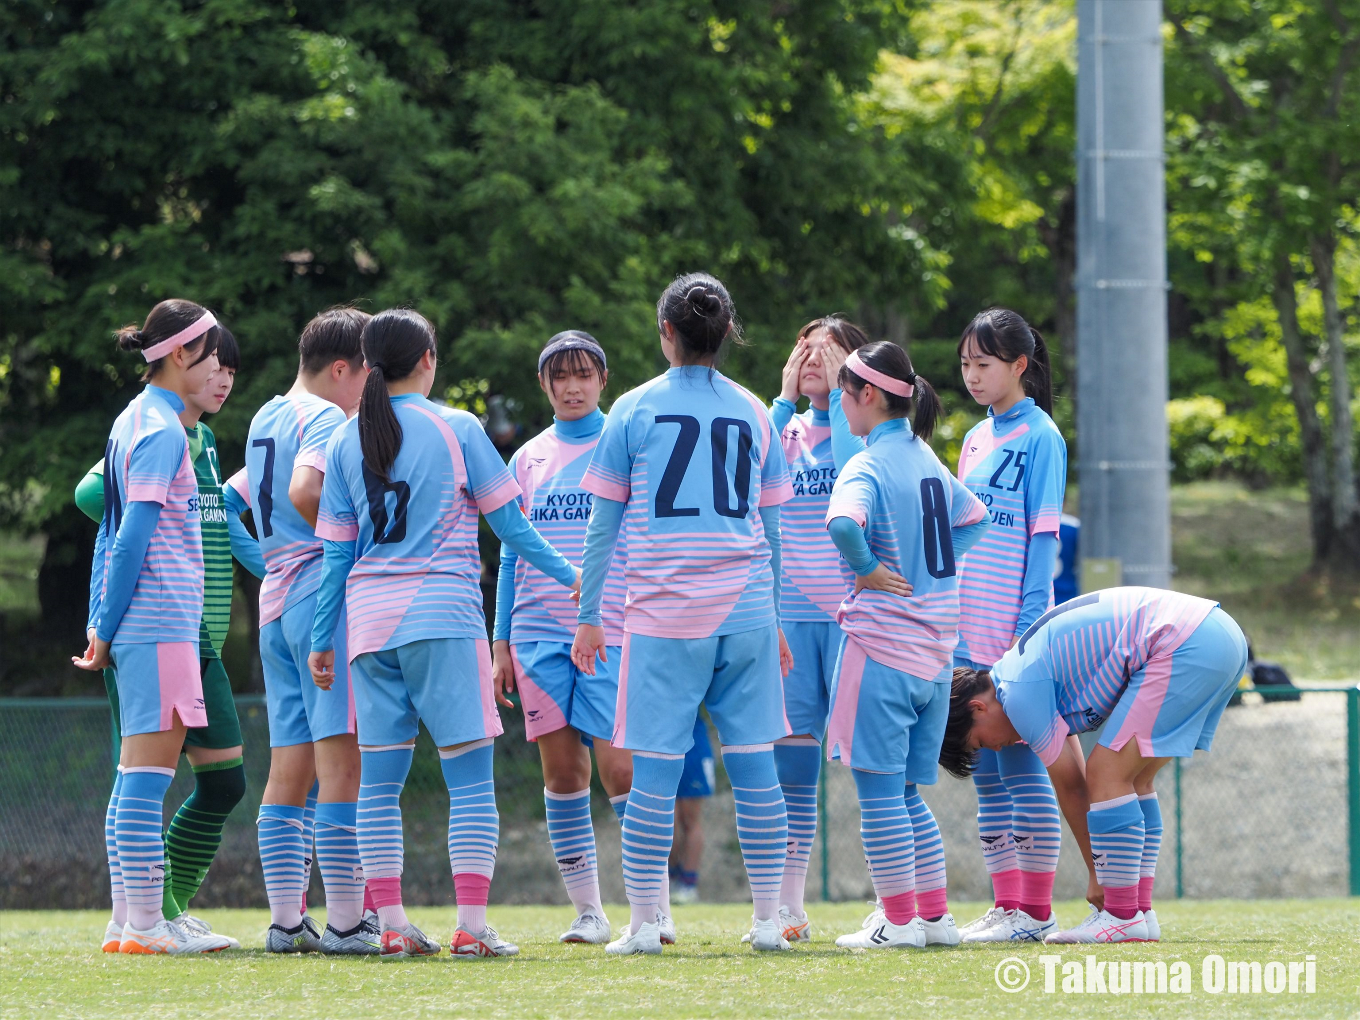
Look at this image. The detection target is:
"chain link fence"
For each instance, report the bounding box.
[1,688,1356,910]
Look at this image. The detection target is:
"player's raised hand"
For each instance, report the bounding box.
[779,336,811,403]
[308,649,336,690]
[72,629,110,672]
[491,639,517,708]
[571,624,607,676]
[777,628,795,678]
[854,563,913,598]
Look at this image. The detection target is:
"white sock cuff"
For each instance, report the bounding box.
[1137,792,1159,802]
[635,750,684,761]
[122,766,176,778]
[774,736,821,747]
[1090,793,1139,812]
[544,787,592,801]
[721,743,774,755]
[361,743,416,753]
[116,764,125,773]
[439,738,494,759]
[609,793,628,805]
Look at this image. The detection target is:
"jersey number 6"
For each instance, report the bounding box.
[654,414,753,519]
[362,464,410,545]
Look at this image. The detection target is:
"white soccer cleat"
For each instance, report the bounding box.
[607,920,663,955]
[379,921,441,959]
[1043,906,1149,944]
[102,920,123,953]
[120,918,232,954]
[958,904,1007,938]
[265,920,323,953]
[1142,908,1160,942]
[860,900,885,930]
[779,906,812,943]
[559,912,612,944]
[747,917,791,952]
[961,908,1056,943]
[450,924,519,959]
[321,917,382,955]
[836,915,927,950]
[657,912,677,945]
[920,912,960,946]
[175,913,240,949]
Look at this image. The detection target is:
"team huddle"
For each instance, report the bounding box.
[75,272,1249,958]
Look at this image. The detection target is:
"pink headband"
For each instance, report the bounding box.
[141,311,218,362]
[845,349,914,399]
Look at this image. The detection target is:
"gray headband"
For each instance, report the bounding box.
[538,331,606,374]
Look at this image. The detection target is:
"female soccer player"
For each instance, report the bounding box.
[76,326,261,952]
[308,309,580,960]
[490,331,633,945]
[763,316,868,941]
[941,587,1249,943]
[952,309,1081,943]
[572,273,795,955]
[231,307,379,954]
[74,298,234,954]
[821,341,990,951]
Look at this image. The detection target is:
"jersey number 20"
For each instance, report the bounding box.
[654,415,752,519]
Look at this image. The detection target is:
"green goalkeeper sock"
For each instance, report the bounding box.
[163,757,247,915]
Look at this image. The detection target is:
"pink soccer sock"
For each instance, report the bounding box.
[882,891,915,926]
[1138,875,1155,913]
[991,868,1022,911]
[1104,883,1140,921]
[1019,869,1055,920]
[916,887,948,922]
[455,873,490,933]
[368,876,408,930]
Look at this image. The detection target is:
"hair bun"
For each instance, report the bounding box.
[685,285,720,317]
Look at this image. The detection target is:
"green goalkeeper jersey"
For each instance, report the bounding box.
[76,421,233,658]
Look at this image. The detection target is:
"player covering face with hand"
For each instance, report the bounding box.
[490,331,634,946]
[572,273,796,955]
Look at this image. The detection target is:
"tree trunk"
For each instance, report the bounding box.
[1312,232,1360,568]
[1272,249,1333,561]
[1037,186,1077,372]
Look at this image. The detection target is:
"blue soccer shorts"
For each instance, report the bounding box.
[350,636,501,748]
[260,590,354,747]
[511,640,620,744]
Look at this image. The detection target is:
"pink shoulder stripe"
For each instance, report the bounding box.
[316,520,359,542]
[226,468,251,506]
[294,449,327,473]
[825,497,867,528]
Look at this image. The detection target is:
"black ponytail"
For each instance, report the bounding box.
[957,308,1053,415]
[656,272,742,363]
[837,340,942,442]
[358,309,436,481]
[115,298,220,379]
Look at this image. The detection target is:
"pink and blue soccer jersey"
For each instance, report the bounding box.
[991,587,1246,765]
[955,398,1067,668]
[239,393,347,625]
[825,420,988,679]
[581,366,794,639]
[316,394,522,659]
[92,385,204,646]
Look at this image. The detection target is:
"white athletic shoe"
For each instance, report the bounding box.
[607,920,663,955]
[1043,906,1150,944]
[958,905,1007,938]
[265,919,323,953]
[657,912,677,945]
[559,912,612,944]
[450,924,519,959]
[1143,908,1161,942]
[175,913,240,950]
[102,920,123,953]
[379,921,441,959]
[836,915,927,950]
[860,901,885,930]
[962,908,1056,943]
[747,917,791,952]
[920,912,961,946]
[120,918,232,954]
[321,917,382,955]
[740,906,811,944]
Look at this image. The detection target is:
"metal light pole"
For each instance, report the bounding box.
[1075,0,1172,592]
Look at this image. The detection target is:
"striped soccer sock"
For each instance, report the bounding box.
[998,746,1060,920]
[852,769,915,924]
[300,779,318,916]
[106,767,126,926]
[1088,795,1146,920]
[116,767,175,932]
[163,757,246,916]
[973,748,1018,908]
[1138,793,1163,913]
[609,793,628,825]
[257,803,307,928]
[314,801,365,933]
[904,785,947,920]
[773,738,821,916]
[358,746,414,930]
[622,753,684,933]
[545,787,603,917]
[722,746,787,923]
[441,740,498,933]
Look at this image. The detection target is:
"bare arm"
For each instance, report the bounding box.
[289,465,324,529]
[1047,734,1103,909]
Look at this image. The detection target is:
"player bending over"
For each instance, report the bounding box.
[940,586,1248,943]
[308,309,580,959]
[821,341,989,951]
[572,273,796,955]
[490,331,634,945]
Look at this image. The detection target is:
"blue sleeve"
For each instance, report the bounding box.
[577,495,625,627]
[228,512,266,580]
[493,543,517,643]
[87,516,109,631]
[485,502,576,588]
[1015,532,1060,640]
[951,519,991,560]
[827,389,868,471]
[95,501,161,643]
[760,504,782,624]
[828,515,878,576]
[769,397,796,439]
[310,539,355,654]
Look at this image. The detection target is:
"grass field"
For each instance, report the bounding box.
[3,901,1357,1019]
